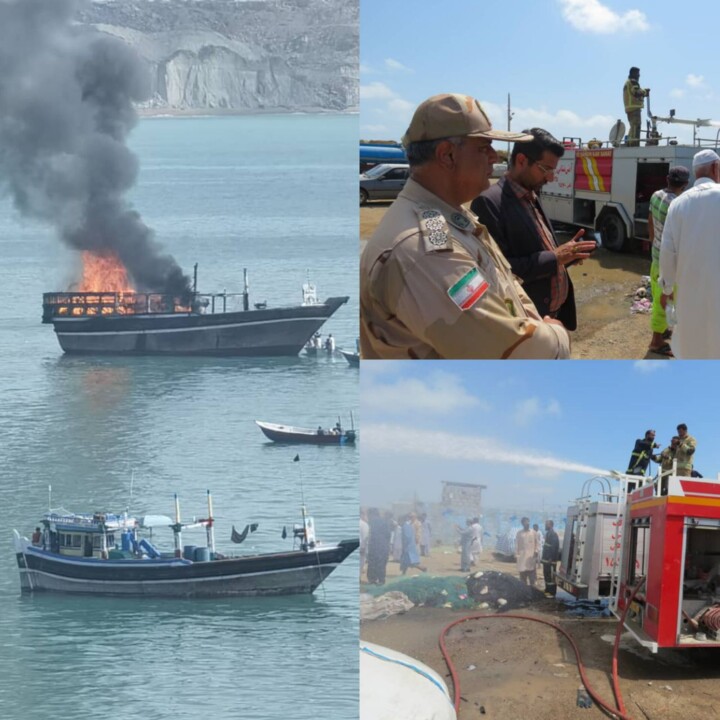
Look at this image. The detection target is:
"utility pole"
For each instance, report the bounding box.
[507,93,515,157]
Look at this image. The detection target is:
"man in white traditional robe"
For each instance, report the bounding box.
[515,517,539,586]
[660,149,720,358]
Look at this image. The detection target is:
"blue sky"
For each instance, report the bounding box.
[361,0,720,146]
[360,360,719,510]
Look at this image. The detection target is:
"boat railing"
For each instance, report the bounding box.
[41,291,254,321]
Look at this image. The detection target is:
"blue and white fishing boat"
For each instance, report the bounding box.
[13,492,358,598]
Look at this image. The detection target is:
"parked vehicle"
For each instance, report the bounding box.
[360,163,410,205]
[360,142,407,172]
[540,114,720,253]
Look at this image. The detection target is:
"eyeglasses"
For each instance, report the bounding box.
[533,161,556,176]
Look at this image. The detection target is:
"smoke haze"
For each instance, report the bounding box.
[0,0,191,296]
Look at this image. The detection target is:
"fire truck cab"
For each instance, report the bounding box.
[616,466,720,652]
[540,112,720,253]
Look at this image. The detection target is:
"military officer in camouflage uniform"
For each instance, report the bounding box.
[360,93,571,359]
[675,423,697,476]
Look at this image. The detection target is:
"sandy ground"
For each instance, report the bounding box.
[360,203,664,360]
[361,548,720,720]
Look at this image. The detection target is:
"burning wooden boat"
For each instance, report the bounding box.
[256,418,357,445]
[42,262,348,356]
[13,492,358,598]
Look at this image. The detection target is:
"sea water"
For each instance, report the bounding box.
[0,114,359,719]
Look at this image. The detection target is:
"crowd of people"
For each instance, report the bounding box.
[359,509,430,585]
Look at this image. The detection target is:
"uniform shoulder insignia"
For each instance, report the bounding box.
[448,211,471,231]
[415,207,452,252]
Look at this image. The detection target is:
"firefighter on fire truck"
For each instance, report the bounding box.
[623,66,649,146]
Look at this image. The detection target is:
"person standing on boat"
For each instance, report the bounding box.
[31,527,42,546]
[325,334,335,352]
[675,423,697,476]
[623,67,649,146]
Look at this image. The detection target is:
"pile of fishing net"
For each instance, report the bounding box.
[364,570,544,612]
[364,575,477,610]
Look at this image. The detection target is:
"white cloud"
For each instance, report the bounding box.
[360,124,390,137]
[670,88,685,99]
[513,397,562,426]
[558,0,649,34]
[359,361,400,378]
[687,74,705,88]
[359,63,375,75]
[387,97,416,115]
[633,361,667,374]
[481,99,616,142]
[360,82,396,100]
[364,372,483,415]
[385,58,413,73]
[363,423,608,475]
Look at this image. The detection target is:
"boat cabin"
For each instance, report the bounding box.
[40,512,138,559]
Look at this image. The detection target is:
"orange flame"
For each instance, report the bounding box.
[78,252,135,293]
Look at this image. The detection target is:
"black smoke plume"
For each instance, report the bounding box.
[0,0,191,298]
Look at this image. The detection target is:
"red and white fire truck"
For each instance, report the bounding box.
[540,115,720,252]
[557,465,720,652]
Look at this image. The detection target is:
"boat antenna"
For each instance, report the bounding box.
[48,484,52,512]
[128,468,135,514]
[206,489,216,556]
[293,454,308,548]
[350,410,355,431]
[193,263,198,294]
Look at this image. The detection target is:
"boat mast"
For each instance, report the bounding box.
[243,268,249,311]
[206,489,215,555]
[173,493,182,558]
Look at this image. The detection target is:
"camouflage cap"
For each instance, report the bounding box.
[401,93,534,147]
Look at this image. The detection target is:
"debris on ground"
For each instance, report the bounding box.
[560,597,612,618]
[364,575,477,610]
[629,276,652,314]
[466,570,545,609]
[360,591,415,620]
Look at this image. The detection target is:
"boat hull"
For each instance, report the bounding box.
[256,421,356,445]
[47,297,349,357]
[16,539,359,598]
[339,349,359,367]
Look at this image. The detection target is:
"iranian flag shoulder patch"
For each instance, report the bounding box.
[447,267,489,310]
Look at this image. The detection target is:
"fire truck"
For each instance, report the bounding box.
[557,465,720,652]
[540,111,720,252]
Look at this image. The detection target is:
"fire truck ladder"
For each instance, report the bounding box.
[606,471,645,613]
[568,476,615,592]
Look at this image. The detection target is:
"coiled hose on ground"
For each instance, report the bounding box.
[438,579,646,720]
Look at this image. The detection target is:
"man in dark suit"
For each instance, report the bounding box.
[471,128,596,330]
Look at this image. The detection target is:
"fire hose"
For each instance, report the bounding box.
[438,579,647,720]
[700,605,720,633]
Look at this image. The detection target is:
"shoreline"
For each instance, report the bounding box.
[137,106,359,118]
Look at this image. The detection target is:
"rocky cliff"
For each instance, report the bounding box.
[78,0,358,112]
